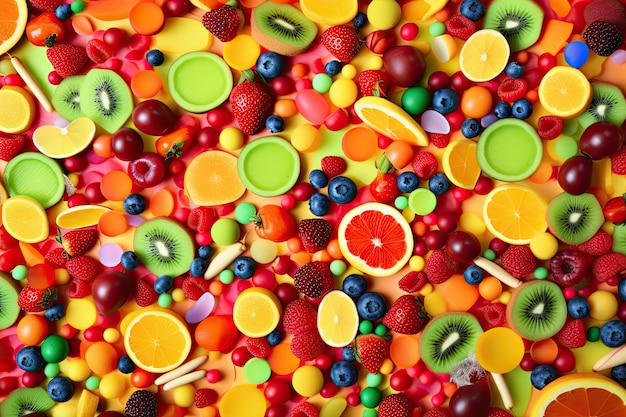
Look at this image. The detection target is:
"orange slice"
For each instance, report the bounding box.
[442,139,481,190]
[353,96,429,146]
[459,29,511,82]
[0,0,28,55]
[1,195,49,243]
[528,373,626,417]
[483,184,548,245]
[538,66,592,118]
[184,150,246,206]
[317,290,359,348]
[32,117,96,159]
[123,309,192,373]
[233,287,282,338]
[0,86,36,134]
[300,0,358,25]
[338,202,414,277]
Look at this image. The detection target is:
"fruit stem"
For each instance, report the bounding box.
[375,152,395,174]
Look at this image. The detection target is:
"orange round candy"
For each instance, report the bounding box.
[267,342,300,375]
[385,140,414,169]
[131,70,163,99]
[84,341,118,375]
[460,86,493,119]
[530,338,559,364]
[98,211,128,237]
[274,99,297,118]
[101,171,133,201]
[17,314,49,346]
[389,335,420,368]
[194,315,239,352]
[478,276,503,301]
[342,127,378,162]
[92,134,113,158]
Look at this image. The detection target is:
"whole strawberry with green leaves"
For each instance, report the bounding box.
[230,70,274,135]
[18,285,58,312]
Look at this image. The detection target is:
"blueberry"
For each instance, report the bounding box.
[154,275,173,294]
[309,169,329,189]
[325,60,343,76]
[600,320,626,348]
[16,346,45,372]
[461,118,481,138]
[309,192,330,216]
[198,245,214,260]
[530,364,558,390]
[256,51,284,79]
[265,115,285,133]
[567,296,590,319]
[352,11,368,28]
[330,360,359,387]
[432,88,459,115]
[511,98,533,119]
[45,304,65,321]
[397,172,420,193]
[505,61,524,78]
[190,257,208,277]
[233,256,256,279]
[459,0,484,21]
[48,376,74,402]
[611,364,626,383]
[342,274,367,298]
[266,330,283,347]
[356,292,387,321]
[121,251,139,270]
[55,3,72,20]
[618,278,626,301]
[494,100,512,118]
[146,49,165,66]
[342,345,356,361]
[428,172,451,195]
[123,193,146,215]
[328,176,357,204]
[463,265,484,285]
[117,355,136,374]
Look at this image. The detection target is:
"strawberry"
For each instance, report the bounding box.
[58,228,98,257]
[187,206,218,233]
[483,302,506,328]
[135,277,158,307]
[181,276,212,301]
[572,229,613,255]
[320,156,347,179]
[411,151,439,180]
[298,218,332,253]
[0,133,25,161]
[45,35,89,78]
[591,252,626,282]
[370,154,400,204]
[27,0,63,13]
[321,25,362,63]
[377,393,411,417]
[610,145,626,175]
[245,337,271,358]
[425,249,459,284]
[398,270,427,293]
[444,14,476,41]
[44,247,69,268]
[282,299,317,334]
[429,133,450,148]
[18,285,58,312]
[487,408,514,417]
[194,388,218,408]
[357,69,388,97]
[65,255,101,281]
[382,295,428,335]
[537,116,563,140]
[230,70,274,135]
[290,328,326,361]
[556,319,586,348]
[293,261,334,299]
[353,333,390,374]
[65,278,91,298]
[496,78,528,102]
[201,4,244,42]
[86,39,112,64]
[500,244,536,278]
[290,401,319,417]
[423,407,451,417]
[155,126,195,160]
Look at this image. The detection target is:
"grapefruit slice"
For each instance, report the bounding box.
[300,0,358,25]
[538,66,592,118]
[0,0,28,55]
[338,202,413,277]
[528,373,626,417]
[184,150,246,206]
[317,290,359,348]
[459,29,510,82]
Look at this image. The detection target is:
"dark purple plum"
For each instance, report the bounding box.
[111,128,144,161]
[91,271,132,316]
[383,46,426,87]
[579,121,624,160]
[558,155,593,195]
[446,231,481,264]
[132,99,177,136]
[449,378,491,417]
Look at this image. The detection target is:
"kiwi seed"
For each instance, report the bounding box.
[79,69,133,134]
[0,387,55,417]
[547,192,604,245]
[577,83,626,130]
[51,75,86,122]
[483,0,544,52]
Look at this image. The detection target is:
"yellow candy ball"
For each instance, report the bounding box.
[172,288,185,302]
[419,282,433,296]
[219,127,244,150]
[64,358,90,382]
[173,384,196,408]
[424,291,448,316]
[529,232,559,260]
[99,372,127,399]
[367,0,402,30]
[409,255,425,271]
[250,239,277,264]
[588,290,618,321]
[329,78,357,109]
[380,358,394,375]
[102,328,120,343]
[459,212,486,236]
[55,268,70,285]
[368,55,384,70]
[341,64,357,79]
[67,173,80,187]
[498,291,511,305]
[291,124,321,153]
[292,365,324,397]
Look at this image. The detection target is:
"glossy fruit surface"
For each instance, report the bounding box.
[383,45,426,87]
[449,378,491,417]
[111,128,144,161]
[25,12,65,46]
[446,231,481,264]
[131,99,177,136]
[252,205,296,242]
[603,195,626,223]
[558,155,593,195]
[127,152,166,188]
[579,121,625,160]
[91,271,132,316]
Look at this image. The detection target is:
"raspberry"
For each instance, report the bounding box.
[398,271,427,293]
[445,14,476,41]
[556,319,586,348]
[194,388,218,408]
[321,156,347,178]
[500,244,536,278]
[497,78,527,101]
[429,133,451,149]
[282,299,317,334]
[537,116,563,140]
[483,302,506,328]
[182,276,212,301]
[290,401,320,417]
[411,151,439,179]
[293,261,334,299]
[425,249,459,284]
[245,337,271,358]
[487,407,514,417]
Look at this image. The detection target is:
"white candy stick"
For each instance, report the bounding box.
[204,238,246,280]
[154,355,208,386]
[162,370,206,391]
[492,373,514,410]
[593,344,626,372]
[473,256,522,288]
[9,56,54,113]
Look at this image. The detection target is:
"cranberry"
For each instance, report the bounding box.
[428,71,450,90]
[554,348,576,373]
[550,250,588,287]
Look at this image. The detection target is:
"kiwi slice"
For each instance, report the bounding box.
[547,192,604,245]
[79,69,133,134]
[251,2,318,56]
[419,312,483,375]
[52,75,85,121]
[133,217,195,278]
[483,0,544,52]
[0,387,55,416]
[613,223,626,256]
[577,83,626,130]
[0,273,19,330]
[506,280,566,341]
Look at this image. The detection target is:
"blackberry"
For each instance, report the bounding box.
[125,390,157,417]
[583,21,623,56]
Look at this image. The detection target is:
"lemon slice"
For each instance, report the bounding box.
[459,29,510,82]
[233,287,282,338]
[353,96,429,146]
[538,66,592,118]
[317,290,359,348]
[1,195,49,243]
[55,205,111,229]
[0,86,36,134]
[300,0,358,25]
[33,117,96,159]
